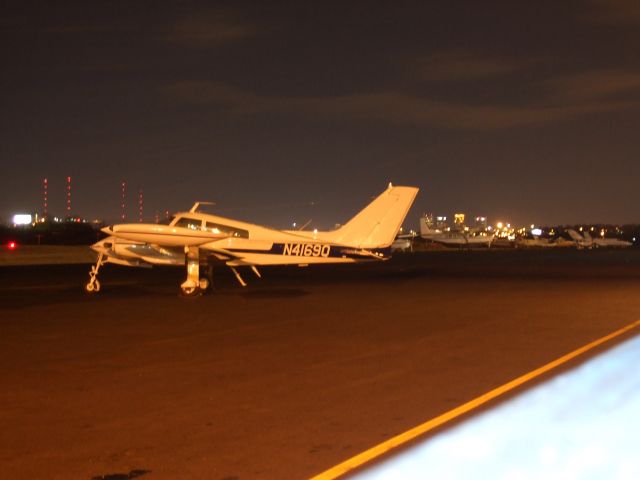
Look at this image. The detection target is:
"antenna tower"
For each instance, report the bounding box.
[138,188,144,222]
[66,176,72,214]
[121,181,126,221]
[43,178,48,218]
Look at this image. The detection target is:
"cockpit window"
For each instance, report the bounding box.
[205,222,249,238]
[174,217,203,230]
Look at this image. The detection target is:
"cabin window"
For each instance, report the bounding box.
[174,217,202,230]
[205,222,249,238]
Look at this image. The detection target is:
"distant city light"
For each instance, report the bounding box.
[532,228,543,236]
[12,214,32,225]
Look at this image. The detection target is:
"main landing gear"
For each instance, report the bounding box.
[181,247,211,296]
[180,249,261,296]
[85,252,106,293]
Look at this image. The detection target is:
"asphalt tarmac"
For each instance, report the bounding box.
[1,250,640,480]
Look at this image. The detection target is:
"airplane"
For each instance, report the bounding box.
[515,235,557,248]
[566,229,632,249]
[583,230,632,248]
[419,217,494,248]
[391,237,412,252]
[566,229,593,249]
[85,184,419,295]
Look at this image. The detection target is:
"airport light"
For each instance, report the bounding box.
[8,241,17,250]
[12,214,32,225]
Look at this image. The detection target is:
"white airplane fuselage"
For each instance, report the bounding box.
[87,185,419,295]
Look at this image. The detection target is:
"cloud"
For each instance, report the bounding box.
[417,51,529,82]
[546,69,640,101]
[168,9,257,47]
[584,0,640,25]
[163,81,265,113]
[294,92,640,130]
[162,70,640,131]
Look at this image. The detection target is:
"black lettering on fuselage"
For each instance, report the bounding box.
[283,243,330,257]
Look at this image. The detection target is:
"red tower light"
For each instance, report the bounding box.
[138,188,143,223]
[66,176,72,214]
[43,178,48,218]
[121,181,127,221]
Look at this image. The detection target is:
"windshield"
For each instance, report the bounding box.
[205,221,249,238]
[174,217,202,230]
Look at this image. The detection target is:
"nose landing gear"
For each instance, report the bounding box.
[86,252,106,293]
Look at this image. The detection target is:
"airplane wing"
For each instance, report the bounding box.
[201,245,246,262]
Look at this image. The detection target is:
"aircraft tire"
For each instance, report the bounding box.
[181,286,200,297]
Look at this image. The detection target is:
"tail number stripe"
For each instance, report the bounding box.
[283,243,330,257]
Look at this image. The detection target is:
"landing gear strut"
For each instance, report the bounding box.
[181,247,210,296]
[85,252,106,293]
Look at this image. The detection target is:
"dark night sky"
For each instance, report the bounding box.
[2,1,639,229]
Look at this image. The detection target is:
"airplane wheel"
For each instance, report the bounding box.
[94,280,101,292]
[181,286,200,297]
[85,282,95,293]
[199,278,210,291]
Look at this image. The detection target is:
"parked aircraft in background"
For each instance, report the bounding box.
[567,229,593,249]
[391,237,413,252]
[86,184,419,295]
[419,217,494,248]
[567,229,632,249]
[584,231,632,248]
[515,236,558,248]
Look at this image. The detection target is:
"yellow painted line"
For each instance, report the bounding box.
[310,318,640,480]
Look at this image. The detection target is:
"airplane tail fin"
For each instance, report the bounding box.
[326,184,419,248]
[419,216,438,236]
[567,229,584,242]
